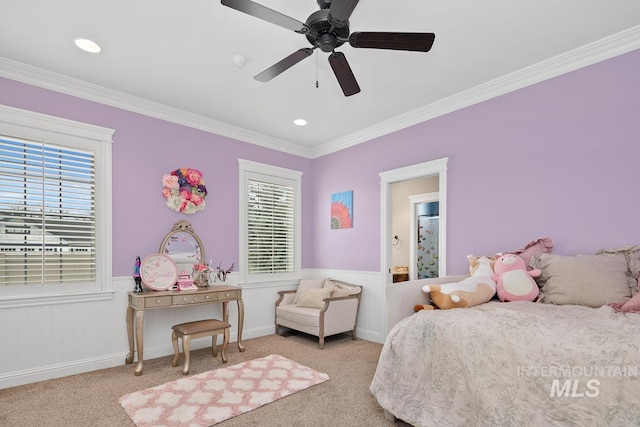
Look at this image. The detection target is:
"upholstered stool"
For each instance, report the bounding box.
[171,319,230,375]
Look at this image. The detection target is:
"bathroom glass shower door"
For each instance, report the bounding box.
[416,202,439,279]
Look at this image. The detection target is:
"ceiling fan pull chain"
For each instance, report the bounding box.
[316,50,319,88]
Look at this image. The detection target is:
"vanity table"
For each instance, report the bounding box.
[125,220,244,376]
[125,285,245,376]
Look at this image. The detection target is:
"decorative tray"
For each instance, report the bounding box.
[140,253,178,291]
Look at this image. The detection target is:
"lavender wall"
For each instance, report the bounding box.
[2,48,639,278]
[312,49,640,274]
[0,78,313,276]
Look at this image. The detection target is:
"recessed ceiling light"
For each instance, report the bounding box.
[74,38,101,53]
[232,54,247,68]
[293,119,307,126]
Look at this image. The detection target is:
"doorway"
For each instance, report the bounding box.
[379,158,449,285]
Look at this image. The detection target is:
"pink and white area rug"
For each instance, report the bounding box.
[119,354,329,427]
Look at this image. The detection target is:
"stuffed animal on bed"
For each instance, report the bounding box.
[417,255,497,310]
[491,253,541,302]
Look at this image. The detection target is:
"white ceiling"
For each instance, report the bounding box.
[1,1,640,158]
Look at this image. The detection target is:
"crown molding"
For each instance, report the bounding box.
[311,25,640,158]
[2,25,639,160]
[0,103,114,143]
[0,58,314,158]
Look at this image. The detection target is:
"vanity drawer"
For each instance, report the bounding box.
[145,296,172,308]
[172,293,217,305]
[217,290,238,300]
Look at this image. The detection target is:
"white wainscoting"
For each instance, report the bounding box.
[0,269,387,389]
[302,269,387,344]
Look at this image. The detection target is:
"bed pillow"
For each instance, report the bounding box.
[296,287,333,309]
[530,247,639,307]
[597,246,640,296]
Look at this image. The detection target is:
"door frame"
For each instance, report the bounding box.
[379,157,449,285]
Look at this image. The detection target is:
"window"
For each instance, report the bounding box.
[0,105,113,307]
[239,159,301,283]
[0,138,95,285]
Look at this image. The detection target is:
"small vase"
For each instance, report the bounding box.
[193,271,209,287]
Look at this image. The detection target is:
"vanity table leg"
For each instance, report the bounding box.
[125,306,135,364]
[237,299,245,352]
[134,309,145,376]
[222,301,229,324]
[221,300,245,352]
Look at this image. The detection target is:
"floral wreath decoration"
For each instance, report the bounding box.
[162,168,208,214]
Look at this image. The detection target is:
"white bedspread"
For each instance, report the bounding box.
[370,301,640,426]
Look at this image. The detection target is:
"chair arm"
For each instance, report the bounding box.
[323,294,359,304]
[322,296,361,334]
[321,294,360,313]
[276,290,296,306]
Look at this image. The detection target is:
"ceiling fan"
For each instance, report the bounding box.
[220,0,435,96]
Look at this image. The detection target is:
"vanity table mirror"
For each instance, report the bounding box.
[159,220,205,277]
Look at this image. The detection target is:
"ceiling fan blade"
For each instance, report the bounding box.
[221,0,316,36]
[328,0,359,28]
[328,52,360,97]
[349,32,435,52]
[254,48,314,82]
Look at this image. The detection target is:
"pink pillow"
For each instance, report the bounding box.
[509,237,553,267]
[609,280,640,313]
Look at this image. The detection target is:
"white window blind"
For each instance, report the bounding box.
[0,137,96,286]
[247,179,294,274]
[239,159,301,283]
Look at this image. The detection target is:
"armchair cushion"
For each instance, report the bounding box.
[330,286,353,298]
[296,287,333,309]
[278,305,322,327]
[292,278,326,304]
[324,279,361,297]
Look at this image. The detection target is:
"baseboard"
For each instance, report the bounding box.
[0,325,274,390]
[356,327,384,344]
[0,352,129,390]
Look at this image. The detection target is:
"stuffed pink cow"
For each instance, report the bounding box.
[491,254,540,302]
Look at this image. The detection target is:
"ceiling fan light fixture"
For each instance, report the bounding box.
[293,119,308,126]
[74,38,101,53]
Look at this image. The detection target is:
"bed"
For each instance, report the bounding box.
[370,249,640,426]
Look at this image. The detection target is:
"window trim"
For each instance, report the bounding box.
[0,104,114,308]
[238,159,301,284]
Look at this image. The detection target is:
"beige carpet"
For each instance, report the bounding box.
[0,332,410,426]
